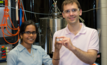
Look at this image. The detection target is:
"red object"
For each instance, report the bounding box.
[2,53,6,55]
[1,46,5,48]
[2,50,6,52]
[2,56,6,58]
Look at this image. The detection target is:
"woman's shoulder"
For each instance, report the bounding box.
[33,45,43,49]
[33,45,45,52]
[8,46,19,56]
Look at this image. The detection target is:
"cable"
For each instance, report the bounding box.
[0,0,20,44]
[82,7,103,13]
[0,5,51,15]
[0,5,105,15]
[21,0,27,21]
[53,0,56,3]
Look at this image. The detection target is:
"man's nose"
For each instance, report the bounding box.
[69,10,74,15]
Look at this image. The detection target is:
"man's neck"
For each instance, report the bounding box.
[68,22,82,35]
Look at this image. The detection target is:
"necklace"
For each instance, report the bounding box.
[31,49,34,60]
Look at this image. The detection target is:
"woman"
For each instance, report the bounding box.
[7,20,60,65]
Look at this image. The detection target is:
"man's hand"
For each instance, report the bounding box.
[55,37,62,51]
[57,36,75,51]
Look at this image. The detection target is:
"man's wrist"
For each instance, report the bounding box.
[70,46,76,51]
[53,58,60,60]
[53,50,60,60]
[55,49,60,52]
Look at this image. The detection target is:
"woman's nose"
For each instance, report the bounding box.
[29,33,33,36]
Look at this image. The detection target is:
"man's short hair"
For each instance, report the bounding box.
[62,0,81,11]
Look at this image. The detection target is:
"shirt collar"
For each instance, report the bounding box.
[77,23,86,35]
[65,23,86,35]
[32,45,38,50]
[17,43,37,52]
[17,44,25,52]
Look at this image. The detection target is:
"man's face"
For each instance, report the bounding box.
[62,3,82,24]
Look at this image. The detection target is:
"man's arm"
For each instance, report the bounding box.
[52,49,60,65]
[61,37,98,64]
[57,35,98,64]
[52,37,62,65]
[57,30,99,64]
[71,46,97,64]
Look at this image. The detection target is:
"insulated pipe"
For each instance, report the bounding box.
[16,0,18,21]
[19,8,22,27]
[100,0,107,65]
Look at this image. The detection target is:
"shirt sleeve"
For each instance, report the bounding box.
[7,50,17,65]
[88,30,99,52]
[39,47,53,65]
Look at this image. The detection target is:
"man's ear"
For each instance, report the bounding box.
[62,12,65,18]
[79,9,82,16]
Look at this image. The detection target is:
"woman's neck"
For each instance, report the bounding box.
[21,42,32,53]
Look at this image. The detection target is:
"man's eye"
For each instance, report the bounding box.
[65,10,70,13]
[72,9,77,12]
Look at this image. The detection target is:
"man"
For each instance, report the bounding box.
[52,0,99,65]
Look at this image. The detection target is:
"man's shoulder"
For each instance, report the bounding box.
[85,26,97,32]
[84,26,98,36]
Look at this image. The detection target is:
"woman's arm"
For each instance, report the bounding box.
[7,51,17,65]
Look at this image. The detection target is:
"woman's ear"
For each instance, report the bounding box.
[20,34,22,39]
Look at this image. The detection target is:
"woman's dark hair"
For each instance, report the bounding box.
[19,20,38,36]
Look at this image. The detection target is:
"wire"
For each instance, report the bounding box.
[21,0,27,21]
[53,0,56,3]
[82,7,103,13]
[0,0,20,44]
[0,5,105,15]
[0,5,51,15]
[57,6,61,14]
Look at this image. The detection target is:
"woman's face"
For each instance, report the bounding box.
[21,25,37,45]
